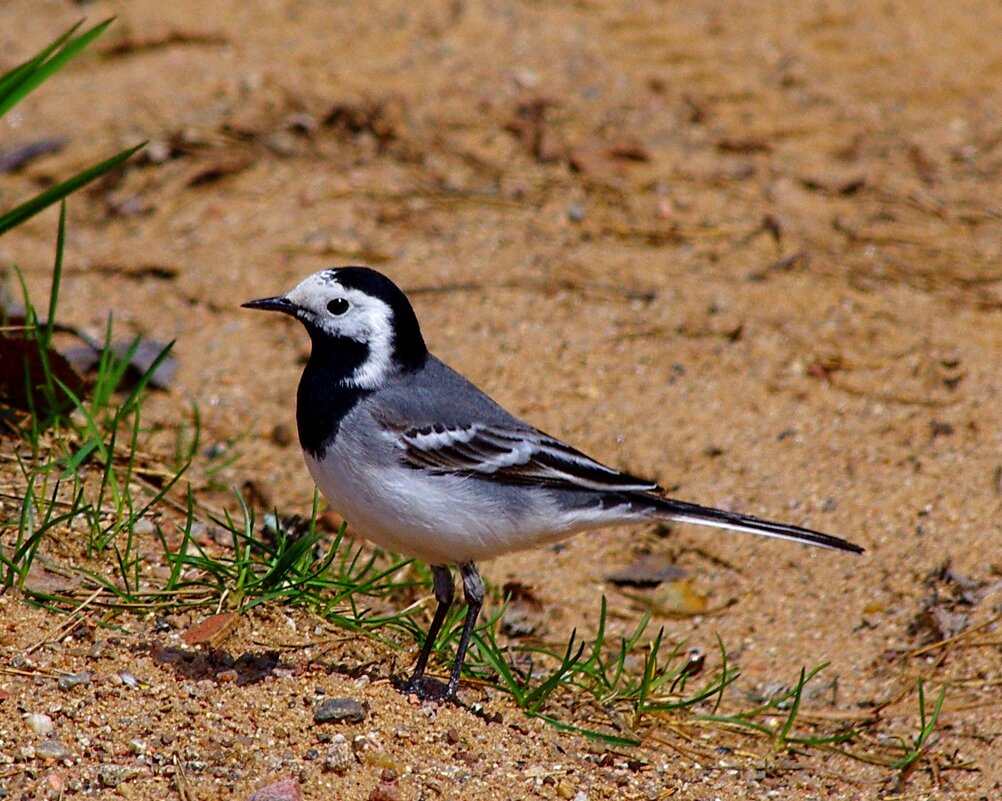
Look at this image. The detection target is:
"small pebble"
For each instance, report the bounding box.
[264,132,298,157]
[285,112,318,135]
[132,518,154,535]
[98,764,140,787]
[11,653,34,669]
[190,523,215,546]
[25,713,54,736]
[57,673,92,690]
[314,697,367,724]
[144,140,173,163]
[36,739,70,760]
[112,195,146,217]
[323,735,354,773]
[367,784,400,801]
[245,777,303,801]
[353,735,398,772]
[212,526,234,546]
[119,671,140,688]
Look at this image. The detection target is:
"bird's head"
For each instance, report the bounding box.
[243,266,427,388]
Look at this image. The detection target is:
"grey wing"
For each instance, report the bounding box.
[394,421,657,492]
[371,356,658,493]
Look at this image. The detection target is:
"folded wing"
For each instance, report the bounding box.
[392,421,864,554]
[397,422,658,492]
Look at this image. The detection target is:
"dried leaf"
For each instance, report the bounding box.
[181,612,238,648]
[0,335,84,412]
[627,579,709,617]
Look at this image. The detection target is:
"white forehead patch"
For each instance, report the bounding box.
[284,271,396,389]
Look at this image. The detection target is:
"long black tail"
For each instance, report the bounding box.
[641,495,863,553]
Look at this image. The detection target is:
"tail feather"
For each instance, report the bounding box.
[641,495,864,554]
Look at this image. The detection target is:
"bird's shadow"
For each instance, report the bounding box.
[150,644,287,686]
[149,643,501,721]
[149,641,394,689]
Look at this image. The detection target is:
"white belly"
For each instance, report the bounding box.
[302,447,611,566]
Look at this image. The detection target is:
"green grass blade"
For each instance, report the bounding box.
[41,202,66,350]
[776,666,808,746]
[528,713,642,747]
[0,20,83,100]
[0,142,144,236]
[0,19,115,118]
[696,713,776,737]
[471,629,526,706]
[890,678,946,770]
[525,631,587,712]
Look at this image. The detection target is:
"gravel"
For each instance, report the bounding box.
[314,697,367,725]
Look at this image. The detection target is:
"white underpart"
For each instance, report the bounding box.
[305,445,624,565]
[283,272,397,388]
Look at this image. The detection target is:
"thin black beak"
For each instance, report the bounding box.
[241,296,298,315]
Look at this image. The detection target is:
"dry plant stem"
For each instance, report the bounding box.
[907,613,1002,658]
[26,585,103,653]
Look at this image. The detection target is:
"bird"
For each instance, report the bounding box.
[243,266,862,701]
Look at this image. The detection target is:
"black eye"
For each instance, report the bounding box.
[327,298,349,316]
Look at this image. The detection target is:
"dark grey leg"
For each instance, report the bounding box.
[404,565,453,693]
[444,562,484,699]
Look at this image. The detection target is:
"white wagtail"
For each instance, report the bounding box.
[243,266,862,701]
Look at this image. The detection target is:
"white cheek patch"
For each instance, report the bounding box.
[343,291,395,389]
[284,276,399,388]
[351,333,393,388]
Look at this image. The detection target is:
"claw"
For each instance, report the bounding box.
[395,673,461,704]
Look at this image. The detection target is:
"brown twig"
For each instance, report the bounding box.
[26,586,103,654]
[907,613,1002,658]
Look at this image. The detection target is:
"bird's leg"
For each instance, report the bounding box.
[404,564,454,694]
[444,562,484,700]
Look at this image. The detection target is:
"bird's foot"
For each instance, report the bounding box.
[394,674,462,705]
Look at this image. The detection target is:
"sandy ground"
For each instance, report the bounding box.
[2,1,1002,798]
